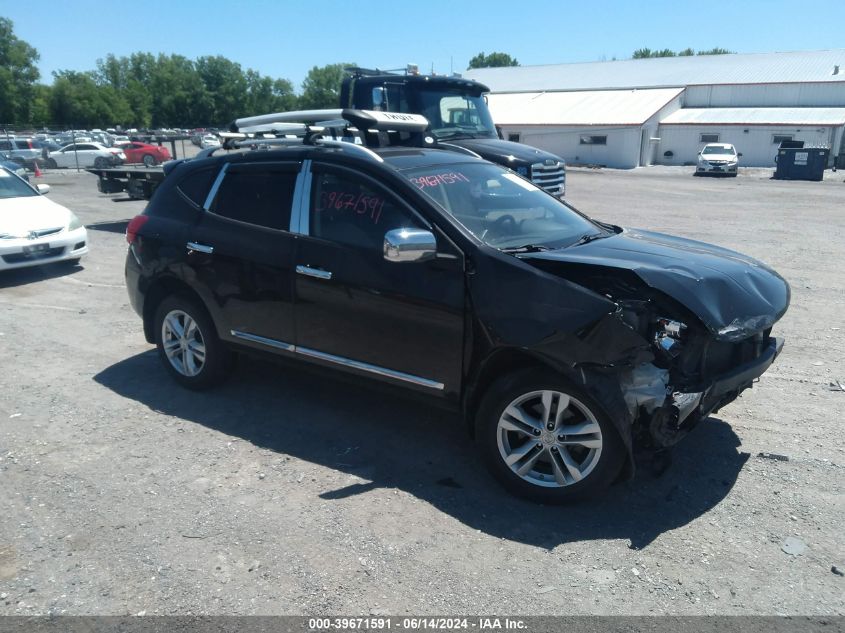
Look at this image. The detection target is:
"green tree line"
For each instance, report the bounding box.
[632,47,734,58]
[1,17,353,128]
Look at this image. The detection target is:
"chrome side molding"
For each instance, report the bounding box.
[230,330,294,352]
[187,242,214,254]
[229,330,443,390]
[296,265,332,280]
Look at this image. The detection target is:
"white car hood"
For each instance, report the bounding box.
[0,195,72,235]
[702,153,736,161]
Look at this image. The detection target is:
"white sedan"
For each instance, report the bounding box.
[696,143,741,176]
[200,135,221,149]
[0,168,88,271]
[46,142,125,169]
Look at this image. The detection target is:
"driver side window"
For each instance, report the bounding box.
[309,169,426,250]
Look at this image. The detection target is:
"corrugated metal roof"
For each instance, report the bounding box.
[465,49,845,92]
[486,88,682,126]
[661,107,845,125]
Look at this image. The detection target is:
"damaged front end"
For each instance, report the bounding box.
[617,314,783,449]
[521,242,788,452]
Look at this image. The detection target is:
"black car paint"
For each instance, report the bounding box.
[126,146,789,471]
[447,137,560,171]
[522,229,791,342]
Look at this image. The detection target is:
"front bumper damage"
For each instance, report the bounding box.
[621,336,784,448]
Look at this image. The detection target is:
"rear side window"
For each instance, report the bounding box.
[177,168,217,207]
[210,164,297,231]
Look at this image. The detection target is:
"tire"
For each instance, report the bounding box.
[142,154,157,167]
[46,158,58,169]
[94,157,107,169]
[153,295,234,390]
[476,368,625,503]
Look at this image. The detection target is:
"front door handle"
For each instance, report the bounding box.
[187,241,214,254]
[296,265,332,280]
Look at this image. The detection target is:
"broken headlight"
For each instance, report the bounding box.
[654,317,687,358]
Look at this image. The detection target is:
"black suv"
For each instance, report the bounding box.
[125,136,789,503]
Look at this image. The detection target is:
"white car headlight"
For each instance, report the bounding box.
[68,212,83,231]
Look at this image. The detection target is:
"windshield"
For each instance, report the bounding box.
[702,145,735,155]
[405,163,602,250]
[415,86,497,140]
[0,168,37,199]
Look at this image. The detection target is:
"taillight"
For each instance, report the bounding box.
[126,215,149,244]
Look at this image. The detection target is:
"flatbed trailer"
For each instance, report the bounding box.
[87,166,166,200]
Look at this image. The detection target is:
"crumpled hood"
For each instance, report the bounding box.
[447,138,562,167]
[0,194,72,236]
[523,228,790,341]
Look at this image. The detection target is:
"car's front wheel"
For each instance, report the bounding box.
[142,154,157,167]
[45,158,58,169]
[153,295,234,390]
[476,369,625,503]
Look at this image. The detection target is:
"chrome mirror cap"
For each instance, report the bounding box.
[384,228,436,263]
[36,183,50,195]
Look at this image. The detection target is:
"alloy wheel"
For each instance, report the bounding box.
[161,310,207,377]
[496,389,603,488]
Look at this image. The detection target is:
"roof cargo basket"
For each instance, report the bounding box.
[227,108,433,150]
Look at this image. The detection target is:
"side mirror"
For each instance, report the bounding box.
[384,228,436,263]
[36,184,50,195]
[738,153,743,157]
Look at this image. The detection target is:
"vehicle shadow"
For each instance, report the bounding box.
[94,351,749,550]
[0,261,82,288]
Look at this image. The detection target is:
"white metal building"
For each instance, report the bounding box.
[465,50,845,168]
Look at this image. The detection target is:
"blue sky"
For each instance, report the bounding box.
[3,0,844,92]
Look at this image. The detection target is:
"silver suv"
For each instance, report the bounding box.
[0,138,43,168]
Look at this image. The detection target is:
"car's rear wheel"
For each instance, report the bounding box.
[94,157,107,169]
[154,295,233,390]
[142,154,157,167]
[476,369,625,503]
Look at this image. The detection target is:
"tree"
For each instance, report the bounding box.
[299,63,351,110]
[633,48,676,59]
[468,52,519,69]
[49,70,132,128]
[0,17,41,124]
[196,56,248,124]
[634,47,735,59]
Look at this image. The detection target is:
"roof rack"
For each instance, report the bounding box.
[229,108,433,150]
[212,109,435,162]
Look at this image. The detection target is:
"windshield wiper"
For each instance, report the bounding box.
[571,232,609,247]
[499,244,552,254]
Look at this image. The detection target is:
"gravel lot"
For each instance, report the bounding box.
[0,164,843,616]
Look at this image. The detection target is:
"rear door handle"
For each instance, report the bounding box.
[296,265,332,280]
[187,241,213,254]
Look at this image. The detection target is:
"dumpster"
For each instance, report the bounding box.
[774,146,830,181]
